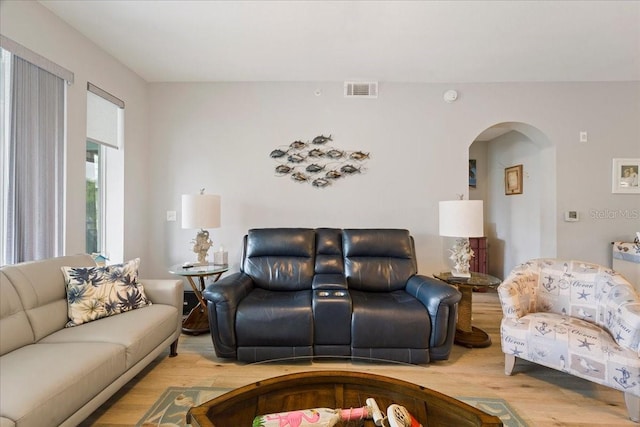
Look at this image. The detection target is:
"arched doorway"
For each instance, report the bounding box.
[469,122,556,279]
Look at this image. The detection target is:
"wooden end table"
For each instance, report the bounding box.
[434,271,501,348]
[169,263,228,335]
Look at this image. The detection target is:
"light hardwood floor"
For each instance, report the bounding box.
[80,290,635,426]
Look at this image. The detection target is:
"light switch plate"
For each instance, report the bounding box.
[166,210,176,221]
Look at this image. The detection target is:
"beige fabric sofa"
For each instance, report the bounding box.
[0,254,183,427]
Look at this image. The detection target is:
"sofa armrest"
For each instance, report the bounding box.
[141,279,183,309]
[202,272,254,358]
[406,275,461,350]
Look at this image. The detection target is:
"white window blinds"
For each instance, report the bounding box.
[86,83,124,149]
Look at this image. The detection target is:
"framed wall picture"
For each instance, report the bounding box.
[505,164,523,195]
[612,158,640,194]
[469,159,477,188]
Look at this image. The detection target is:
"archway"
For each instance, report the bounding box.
[469,122,556,279]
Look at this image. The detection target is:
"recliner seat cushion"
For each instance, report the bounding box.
[236,289,313,346]
[350,290,430,348]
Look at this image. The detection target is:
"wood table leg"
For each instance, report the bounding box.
[455,285,492,348]
[181,276,210,335]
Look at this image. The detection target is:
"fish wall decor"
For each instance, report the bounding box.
[269,134,370,188]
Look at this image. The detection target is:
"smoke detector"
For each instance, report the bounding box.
[344,81,378,98]
[443,89,458,103]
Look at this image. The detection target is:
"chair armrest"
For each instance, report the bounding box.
[202,272,254,358]
[141,279,183,309]
[603,275,640,354]
[497,271,538,319]
[406,275,461,349]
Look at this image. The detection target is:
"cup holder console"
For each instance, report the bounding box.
[317,290,348,298]
[313,289,351,350]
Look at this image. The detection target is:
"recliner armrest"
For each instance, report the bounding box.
[406,275,461,349]
[203,272,255,358]
[406,275,461,310]
[203,272,254,304]
[312,274,348,290]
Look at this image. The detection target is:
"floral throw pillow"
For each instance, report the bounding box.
[61,258,152,327]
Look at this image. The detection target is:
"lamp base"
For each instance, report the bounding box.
[450,270,471,278]
[448,238,474,279]
[191,229,213,265]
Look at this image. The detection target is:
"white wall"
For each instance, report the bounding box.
[2,1,639,281]
[486,131,544,278]
[148,82,640,280]
[1,1,151,273]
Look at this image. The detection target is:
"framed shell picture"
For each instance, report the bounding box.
[612,158,640,194]
[504,164,523,195]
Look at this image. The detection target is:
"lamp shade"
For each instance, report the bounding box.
[181,194,221,229]
[439,200,484,238]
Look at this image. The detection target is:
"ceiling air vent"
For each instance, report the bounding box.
[344,81,378,98]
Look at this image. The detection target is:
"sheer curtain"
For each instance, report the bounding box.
[5,55,65,263]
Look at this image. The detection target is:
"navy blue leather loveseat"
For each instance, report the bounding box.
[203,228,461,364]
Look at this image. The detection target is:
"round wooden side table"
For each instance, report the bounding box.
[434,271,501,348]
[169,263,228,335]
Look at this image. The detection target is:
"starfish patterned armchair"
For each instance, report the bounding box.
[498,258,640,422]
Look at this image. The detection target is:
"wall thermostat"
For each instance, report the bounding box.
[443,89,458,103]
[564,211,579,222]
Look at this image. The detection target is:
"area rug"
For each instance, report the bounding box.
[137,386,529,427]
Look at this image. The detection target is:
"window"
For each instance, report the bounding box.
[0,40,71,265]
[85,83,125,263]
[0,48,11,264]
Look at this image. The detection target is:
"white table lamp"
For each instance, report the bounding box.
[182,190,221,265]
[439,199,484,277]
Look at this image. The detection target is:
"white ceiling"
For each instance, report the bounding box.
[39,0,640,83]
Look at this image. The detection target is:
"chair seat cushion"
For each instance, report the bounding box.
[351,290,430,348]
[501,312,640,396]
[236,289,313,346]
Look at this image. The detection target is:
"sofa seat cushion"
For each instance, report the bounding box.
[350,290,430,348]
[40,304,178,369]
[501,312,640,396]
[236,289,313,346]
[0,342,125,427]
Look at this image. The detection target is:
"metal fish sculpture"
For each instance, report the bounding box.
[287,153,306,163]
[291,172,309,182]
[305,163,325,173]
[308,148,325,158]
[312,178,331,188]
[270,149,288,158]
[349,151,370,161]
[326,149,344,159]
[275,165,294,174]
[312,134,333,145]
[340,164,361,174]
[325,170,342,179]
[289,140,307,150]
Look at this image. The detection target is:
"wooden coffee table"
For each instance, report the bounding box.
[187,370,502,426]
